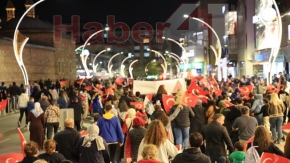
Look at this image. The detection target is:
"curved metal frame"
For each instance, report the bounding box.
[107,52,123,75]
[129,60,138,78]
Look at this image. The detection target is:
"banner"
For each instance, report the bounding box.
[133,79,186,95]
[0,153,24,163]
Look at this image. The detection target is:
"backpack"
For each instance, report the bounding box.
[245,143,260,163]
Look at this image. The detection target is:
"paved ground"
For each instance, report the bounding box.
[0,112,287,155]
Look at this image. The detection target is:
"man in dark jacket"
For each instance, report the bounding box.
[201,113,234,163]
[172,132,210,163]
[68,97,84,131]
[54,118,81,163]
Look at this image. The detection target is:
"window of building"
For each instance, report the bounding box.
[134,46,140,50]
[135,53,140,57]
[144,52,150,57]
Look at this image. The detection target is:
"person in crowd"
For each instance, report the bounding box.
[258,80,266,95]
[38,140,66,163]
[27,102,45,150]
[137,144,163,163]
[230,88,241,103]
[150,104,163,121]
[118,100,129,125]
[97,105,124,163]
[74,125,110,163]
[201,114,234,163]
[81,89,91,119]
[227,97,243,124]
[232,106,258,143]
[8,82,20,112]
[152,85,167,109]
[172,132,211,163]
[27,97,35,112]
[40,86,53,100]
[44,99,60,140]
[57,91,69,109]
[126,117,146,163]
[251,94,264,125]
[68,96,83,131]
[269,93,286,144]
[205,100,217,124]
[244,93,255,107]
[49,86,59,101]
[18,89,29,128]
[39,95,50,112]
[246,126,284,159]
[168,90,195,150]
[122,108,136,133]
[119,90,134,107]
[278,85,289,124]
[254,98,270,132]
[19,141,39,163]
[229,142,245,163]
[54,118,81,163]
[190,99,207,133]
[135,91,143,102]
[92,91,103,115]
[137,120,178,163]
[93,113,101,125]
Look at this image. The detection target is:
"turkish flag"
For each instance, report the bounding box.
[0,99,8,111]
[130,102,144,110]
[260,152,290,163]
[191,77,197,83]
[0,153,24,163]
[147,94,153,101]
[182,92,199,107]
[17,128,27,157]
[243,136,254,152]
[199,78,210,89]
[198,95,208,103]
[282,122,290,130]
[213,87,222,96]
[115,77,124,85]
[187,82,208,96]
[59,80,68,87]
[239,85,253,96]
[76,79,84,85]
[208,77,217,85]
[162,94,175,114]
[85,86,92,91]
[173,80,182,93]
[80,130,88,137]
[225,100,234,108]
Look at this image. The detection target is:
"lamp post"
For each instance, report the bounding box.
[75,43,90,52]
[162,37,188,77]
[92,48,111,73]
[147,48,167,78]
[120,56,130,77]
[129,60,138,78]
[13,0,45,89]
[145,59,156,76]
[80,49,92,78]
[184,15,222,81]
[81,27,109,52]
[107,52,123,75]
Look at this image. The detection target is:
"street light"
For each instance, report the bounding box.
[120,56,130,77]
[75,43,90,52]
[92,48,111,73]
[107,52,123,75]
[184,14,222,81]
[129,60,138,78]
[147,48,167,77]
[80,49,92,78]
[82,27,109,52]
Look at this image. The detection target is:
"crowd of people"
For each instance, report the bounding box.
[1,73,290,163]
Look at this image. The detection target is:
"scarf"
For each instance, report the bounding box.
[82,125,105,151]
[31,102,43,118]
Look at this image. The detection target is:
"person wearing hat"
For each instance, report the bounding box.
[168,90,195,150]
[126,117,146,163]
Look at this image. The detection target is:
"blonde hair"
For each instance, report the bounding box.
[33,160,48,163]
[269,93,282,105]
[44,140,56,155]
[254,126,272,152]
[141,144,158,160]
[127,108,136,118]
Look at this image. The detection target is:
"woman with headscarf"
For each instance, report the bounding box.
[27,102,45,150]
[74,125,110,163]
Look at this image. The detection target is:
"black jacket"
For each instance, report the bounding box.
[38,152,66,163]
[19,156,38,163]
[169,105,195,128]
[190,105,207,133]
[201,121,234,157]
[68,102,84,121]
[53,127,81,163]
[172,148,211,163]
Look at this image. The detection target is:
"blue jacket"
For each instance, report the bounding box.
[57,97,69,109]
[27,101,35,112]
[92,97,101,113]
[97,113,124,143]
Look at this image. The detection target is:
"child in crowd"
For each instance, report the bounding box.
[137,144,164,163]
[230,142,245,163]
[27,97,35,112]
[93,113,100,125]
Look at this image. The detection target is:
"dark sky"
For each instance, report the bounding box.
[0,0,237,27]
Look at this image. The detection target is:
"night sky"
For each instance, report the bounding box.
[0,0,237,28]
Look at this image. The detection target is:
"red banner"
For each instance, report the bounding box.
[225,100,234,108]
[239,85,253,96]
[162,95,175,114]
[0,99,7,111]
[130,102,144,110]
[17,128,27,157]
[182,92,199,108]
[260,152,290,163]
[0,153,24,163]
[147,94,153,101]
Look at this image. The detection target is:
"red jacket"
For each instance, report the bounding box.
[137,160,162,163]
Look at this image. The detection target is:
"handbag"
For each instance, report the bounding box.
[230,117,251,143]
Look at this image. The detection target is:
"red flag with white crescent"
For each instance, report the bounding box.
[187,82,208,96]
[260,152,290,163]
[199,78,210,89]
[130,102,144,110]
[162,95,175,114]
[208,77,218,85]
[115,77,124,85]
[0,99,8,111]
[239,85,253,96]
[59,80,68,87]
[17,128,26,157]
[225,100,234,108]
[0,153,24,163]
[147,94,153,101]
[182,92,199,107]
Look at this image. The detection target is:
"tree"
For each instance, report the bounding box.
[147,61,161,76]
